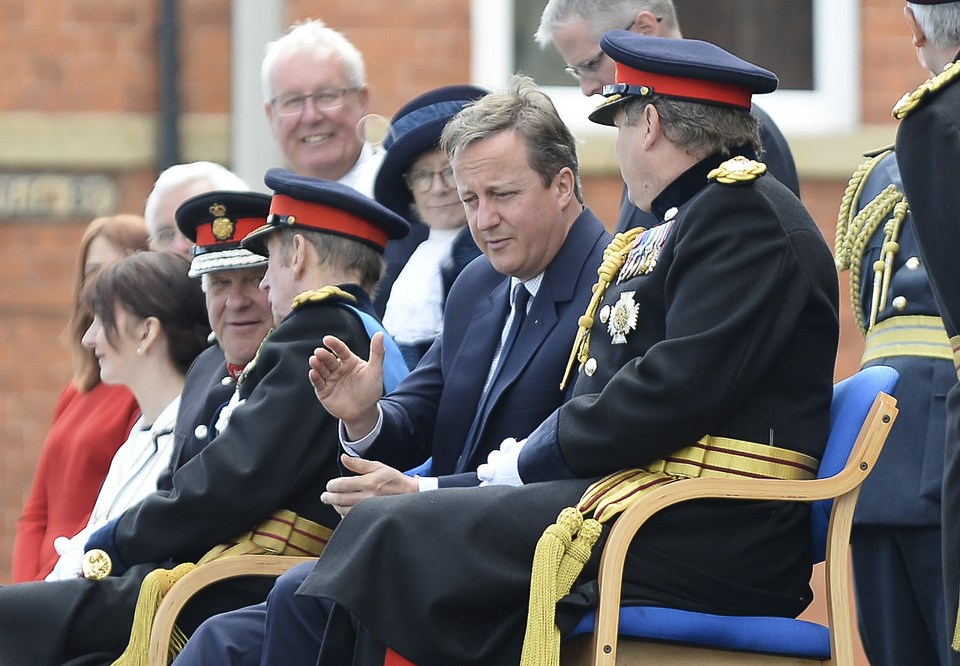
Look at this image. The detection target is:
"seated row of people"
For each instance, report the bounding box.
[1,31,842,666]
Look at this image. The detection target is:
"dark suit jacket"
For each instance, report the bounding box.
[359,208,610,486]
[156,343,232,492]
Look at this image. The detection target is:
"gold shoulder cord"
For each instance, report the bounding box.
[560,227,644,390]
[893,60,960,120]
[706,155,767,184]
[834,149,908,334]
[291,285,357,311]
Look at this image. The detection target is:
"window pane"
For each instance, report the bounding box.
[677,0,813,90]
[512,0,813,91]
[514,0,570,86]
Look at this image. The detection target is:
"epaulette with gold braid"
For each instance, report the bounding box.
[707,156,767,184]
[290,285,357,312]
[893,60,960,119]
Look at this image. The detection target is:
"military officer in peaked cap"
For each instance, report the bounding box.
[157,190,276,475]
[0,174,409,665]
[892,1,960,661]
[284,35,839,665]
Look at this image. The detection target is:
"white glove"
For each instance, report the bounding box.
[45,529,92,581]
[477,437,527,487]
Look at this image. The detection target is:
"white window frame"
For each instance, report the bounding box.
[470,0,860,140]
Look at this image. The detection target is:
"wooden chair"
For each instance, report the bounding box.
[147,555,315,665]
[561,365,899,666]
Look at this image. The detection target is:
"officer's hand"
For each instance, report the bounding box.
[477,437,526,486]
[320,454,419,516]
[309,334,383,438]
[45,531,89,581]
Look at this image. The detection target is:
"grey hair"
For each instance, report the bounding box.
[144,162,248,237]
[909,3,960,49]
[535,0,680,47]
[440,74,583,203]
[261,19,366,101]
[276,227,384,297]
[621,95,761,159]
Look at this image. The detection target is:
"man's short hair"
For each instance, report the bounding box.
[909,3,960,49]
[261,19,366,101]
[621,95,761,158]
[275,227,384,297]
[144,162,248,238]
[535,0,680,47]
[439,74,583,203]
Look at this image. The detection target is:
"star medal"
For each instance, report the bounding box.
[618,221,674,283]
[607,291,639,344]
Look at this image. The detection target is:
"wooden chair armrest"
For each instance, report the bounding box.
[148,555,316,665]
[588,392,897,666]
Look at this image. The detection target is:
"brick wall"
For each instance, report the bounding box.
[0,1,936,607]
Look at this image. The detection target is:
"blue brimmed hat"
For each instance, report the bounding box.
[373,84,488,217]
[589,32,778,126]
[175,190,271,277]
[242,168,410,256]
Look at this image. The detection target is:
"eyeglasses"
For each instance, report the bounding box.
[404,167,457,193]
[563,18,656,81]
[269,87,359,116]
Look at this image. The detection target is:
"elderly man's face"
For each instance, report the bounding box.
[454,130,573,281]
[148,181,217,257]
[266,49,369,181]
[258,234,299,325]
[550,16,619,96]
[204,267,272,366]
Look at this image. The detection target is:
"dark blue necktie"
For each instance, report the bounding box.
[457,283,530,471]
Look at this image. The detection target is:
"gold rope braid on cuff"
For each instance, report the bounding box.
[519,437,818,666]
[560,227,645,391]
[111,509,332,666]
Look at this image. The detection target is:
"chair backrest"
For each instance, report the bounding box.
[809,365,899,561]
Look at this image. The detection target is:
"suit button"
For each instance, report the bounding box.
[194,424,208,440]
[584,358,597,376]
[599,305,611,324]
[221,376,234,386]
[892,296,908,311]
[905,256,921,270]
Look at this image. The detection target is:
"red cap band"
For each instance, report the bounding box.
[615,62,753,109]
[269,194,389,250]
[196,217,264,247]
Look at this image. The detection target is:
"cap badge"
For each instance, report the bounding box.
[209,203,235,241]
[618,221,675,283]
[607,290,639,344]
[707,156,767,185]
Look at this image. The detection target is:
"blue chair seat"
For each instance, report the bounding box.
[567,606,830,660]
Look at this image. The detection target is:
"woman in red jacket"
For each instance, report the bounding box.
[12,215,148,582]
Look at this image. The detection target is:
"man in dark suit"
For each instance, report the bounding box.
[297,35,837,665]
[536,0,801,233]
[0,174,410,665]
[894,2,960,661]
[171,74,610,665]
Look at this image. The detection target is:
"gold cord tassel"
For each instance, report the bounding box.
[560,227,644,390]
[111,562,197,666]
[834,149,908,334]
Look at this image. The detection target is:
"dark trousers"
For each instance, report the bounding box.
[852,524,949,665]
